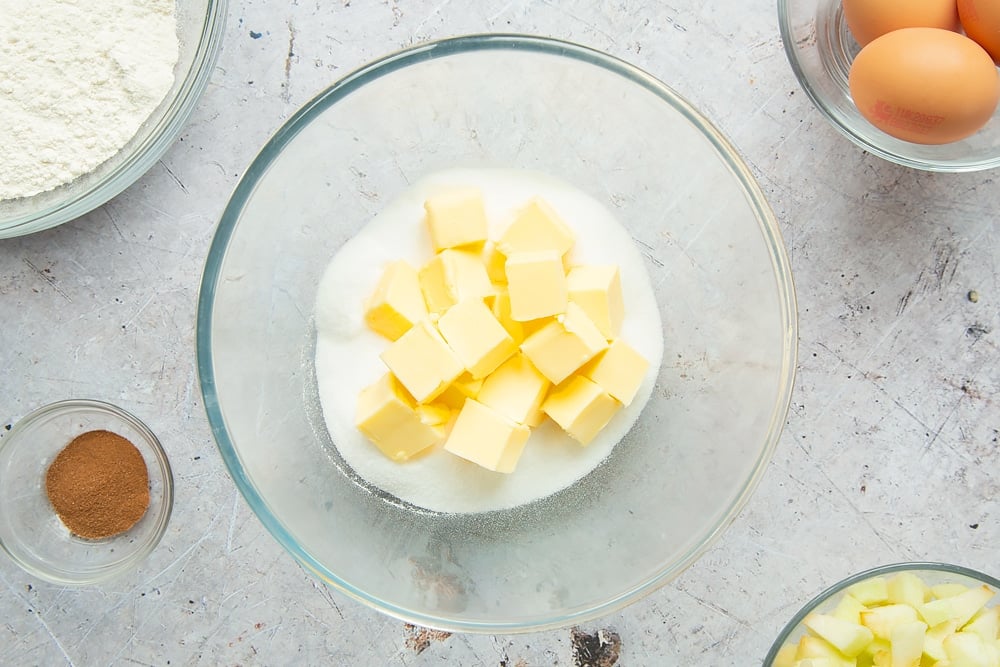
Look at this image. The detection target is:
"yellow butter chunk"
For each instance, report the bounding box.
[416,402,453,427]
[423,188,489,252]
[477,353,551,425]
[580,339,649,406]
[567,264,624,339]
[444,399,531,473]
[489,288,525,344]
[505,250,568,321]
[356,373,444,461]
[434,373,483,411]
[497,198,575,257]
[437,299,517,379]
[380,319,464,403]
[520,303,608,385]
[542,375,621,446]
[482,241,507,284]
[363,260,428,341]
[419,248,493,314]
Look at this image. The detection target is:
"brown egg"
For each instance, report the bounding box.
[849,28,1000,144]
[958,0,1000,64]
[842,0,961,46]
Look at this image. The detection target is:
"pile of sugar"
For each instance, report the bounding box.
[0,0,178,200]
[313,168,663,514]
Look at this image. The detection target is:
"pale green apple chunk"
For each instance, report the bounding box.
[805,613,875,658]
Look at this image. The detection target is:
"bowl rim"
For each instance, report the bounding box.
[776,0,1000,173]
[763,561,1000,664]
[0,398,175,585]
[197,32,798,633]
[0,0,229,238]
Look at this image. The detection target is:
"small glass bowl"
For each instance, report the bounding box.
[0,400,173,585]
[764,562,1000,665]
[778,0,1000,172]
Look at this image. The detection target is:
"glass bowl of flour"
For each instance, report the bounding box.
[0,0,227,238]
[197,35,798,632]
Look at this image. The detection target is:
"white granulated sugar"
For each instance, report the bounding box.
[0,0,178,200]
[314,168,664,514]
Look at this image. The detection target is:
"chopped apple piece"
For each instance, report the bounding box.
[794,635,855,667]
[890,620,927,667]
[933,584,972,600]
[849,578,890,606]
[889,573,931,609]
[773,643,797,667]
[963,608,1000,643]
[862,604,920,641]
[943,631,993,667]
[925,621,962,663]
[921,586,995,629]
[804,613,875,657]
[833,594,868,624]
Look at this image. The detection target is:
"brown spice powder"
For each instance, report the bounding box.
[45,429,150,539]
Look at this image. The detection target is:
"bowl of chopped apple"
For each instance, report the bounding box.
[765,562,1000,667]
[197,34,797,632]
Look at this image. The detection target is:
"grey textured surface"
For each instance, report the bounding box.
[1,1,998,665]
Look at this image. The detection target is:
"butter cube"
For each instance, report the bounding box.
[364,260,428,341]
[580,339,650,406]
[423,188,488,251]
[380,319,464,403]
[482,241,507,284]
[520,302,608,384]
[542,375,622,445]
[505,250,568,321]
[434,373,483,411]
[437,299,517,379]
[497,198,575,257]
[477,353,551,425]
[356,373,444,461]
[567,265,624,339]
[419,248,493,314]
[416,402,453,427]
[444,399,531,473]
[490,288,525,344]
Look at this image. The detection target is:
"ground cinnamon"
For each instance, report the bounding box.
[45,430,150,539]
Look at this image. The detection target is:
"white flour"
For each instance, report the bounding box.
[0,0,178,200]
[314,168,664,514]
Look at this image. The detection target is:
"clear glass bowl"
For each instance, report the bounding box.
[197,34,798,632]
[764,562,1000,665]
[0,0,227,238]
[778,0,1000,172]
[0,400,174,585]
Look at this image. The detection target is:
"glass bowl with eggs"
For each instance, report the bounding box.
[196,34,798,632]
[778,0,1000,172]
[764,562,1000,666]
[0,0,227,239]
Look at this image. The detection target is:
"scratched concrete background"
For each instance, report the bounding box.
[2,1,998,665]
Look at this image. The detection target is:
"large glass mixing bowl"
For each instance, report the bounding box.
[197,34,798,632]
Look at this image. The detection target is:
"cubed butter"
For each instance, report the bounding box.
[542,375,622,446]
[437,299,517,379]
[434,373,483,411]
[521,302,608,384]
[416,402,453,427]
[476,353,551,425]
[419,248,493,314]
[580,339,649,406]
[364,260,428,341]
[380,319,464,402]
[482,241,507,284]
[356,373,444,461]
[444,399,531,473]
[497,198,575,257]
[567,264,624,339]
[505,250,568,321]
[423,188,488,251]
[489,288,525,344]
